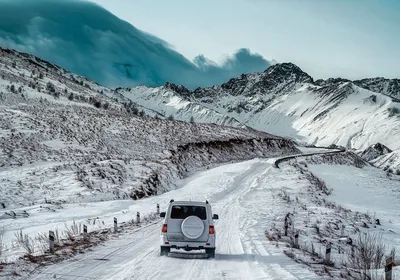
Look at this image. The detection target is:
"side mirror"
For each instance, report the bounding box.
[212,214,219,220]
[160,212,166,218]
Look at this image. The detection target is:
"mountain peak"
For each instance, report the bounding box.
[163,82,191,96]
[264,63,313,84]
[265,62,302,73]
[360,142,393,162]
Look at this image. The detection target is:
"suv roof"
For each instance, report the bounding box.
[170,200,209,206]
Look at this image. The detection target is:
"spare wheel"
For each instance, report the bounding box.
[181,216,205,239]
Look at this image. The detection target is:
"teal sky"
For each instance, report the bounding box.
[91,0,400,79]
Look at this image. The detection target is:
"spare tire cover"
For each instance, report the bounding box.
[181,216,205,239]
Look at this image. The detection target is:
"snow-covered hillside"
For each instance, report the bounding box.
[0,47,299,208]
[116,83,245,127]
[371,150,400,174]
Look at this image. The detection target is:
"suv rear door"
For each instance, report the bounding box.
[167,204,209,242]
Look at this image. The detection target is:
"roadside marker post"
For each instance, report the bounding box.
[157,204,160,214]
[294,231,299,248]
[385,256,393,280]
[284,221,288,236]
[83,225,88,241]
[114,217,118,233]
[137,212,140,224]
[284,214,291,236]
[341,225,345,237]
[325,243,331,264]
[292,220,295,235]
[49,230,55,254]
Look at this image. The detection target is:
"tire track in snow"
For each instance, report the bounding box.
[209,161,283,279]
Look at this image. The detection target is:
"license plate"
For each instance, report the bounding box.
[168,234,184,241]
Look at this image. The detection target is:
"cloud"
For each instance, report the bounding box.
[0,0,271,89]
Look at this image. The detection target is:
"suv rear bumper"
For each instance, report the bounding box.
[164,241,214,250]
[161,235,216,250]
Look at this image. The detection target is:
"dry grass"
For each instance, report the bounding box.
[14,230,35,255]
[346,232,386,280]
[64,220,82,241]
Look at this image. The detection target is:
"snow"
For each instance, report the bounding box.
[372,149,400,173]
[15,150,396,279]
[0,141,398,279]
[24,159,324,280]
[308,164,400,252]
[118,86,244,127]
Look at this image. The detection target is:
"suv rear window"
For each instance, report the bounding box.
[170,205,207,220]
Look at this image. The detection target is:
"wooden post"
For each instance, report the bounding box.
[325,243,331,264]
[114,217,117,233]
[385,256,393,280]
[49,230,55,254]
[292,220,295,235]
[294,231,299,248]
[137,212,140,224]
[157,203,160,214]
[284,214,289,236]
[83,225,88,241]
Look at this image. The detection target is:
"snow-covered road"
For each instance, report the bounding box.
[29,159,322,280]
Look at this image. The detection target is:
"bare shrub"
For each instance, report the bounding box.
[64,220,82,241]
[346,232,386,279]
[14,230,35,254]
[280,190,291,203]
[35,232,49,253]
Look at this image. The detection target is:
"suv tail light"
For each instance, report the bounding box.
[209,225,215,235]
[162,224,167,233]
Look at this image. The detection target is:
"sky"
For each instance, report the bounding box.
[90,0,400,80]
[0,0,271,89]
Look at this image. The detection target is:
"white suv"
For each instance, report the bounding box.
[160,199,219,258]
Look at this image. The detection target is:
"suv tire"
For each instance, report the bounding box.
[205,248,215,259]
[160,246,170,256]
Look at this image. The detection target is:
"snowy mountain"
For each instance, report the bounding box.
[360,143,392,162]
[0,47,298,210]
[115,84,245,127]
[115,62,400,171]
[121,63,400,151]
